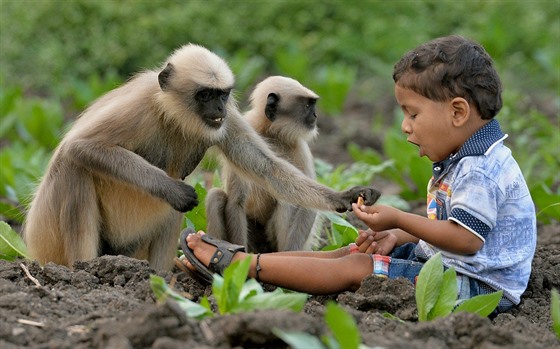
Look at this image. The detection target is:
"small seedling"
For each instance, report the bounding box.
[416,252,503,321]
[150,255,307,319]
[150,274,213,320]
[273,301,378,349]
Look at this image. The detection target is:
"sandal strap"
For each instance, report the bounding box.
[202,235,245,275]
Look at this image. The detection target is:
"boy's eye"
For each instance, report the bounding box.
[410,114,417,119]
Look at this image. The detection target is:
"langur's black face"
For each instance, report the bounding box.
[194,88,232,129]
[298,97,318,130]
[265,92,318,131]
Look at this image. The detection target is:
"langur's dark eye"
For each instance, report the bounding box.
[305,99,316,110]
[196,89,213,103]
[220,90,230,103]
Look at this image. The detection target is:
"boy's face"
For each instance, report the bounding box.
[395,84,462,162]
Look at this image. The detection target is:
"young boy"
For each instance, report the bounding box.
[181,35,536,312]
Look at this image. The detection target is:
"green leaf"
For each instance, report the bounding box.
[454,290,503,317]
[184,183,208,231]
[237,289,308,313]
[322,334,341,349]
[0,221,29,261]
[213,256,252,314]
[325,302,361,349]
[552,289,560,338]
[415,252,443,321]
[382,312,405,323]
[272,328,326,349]
[428,267,458,320]
[238,277,264,301]
[149,275,213,320]
[317,211,358,249]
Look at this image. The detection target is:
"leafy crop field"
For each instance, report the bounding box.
[1,1,559,348]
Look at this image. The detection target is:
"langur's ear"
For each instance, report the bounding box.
[158,63,174,90]
[265,93,279,121]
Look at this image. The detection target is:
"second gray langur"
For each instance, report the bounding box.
[23,44,380,271]
[206,76,324,252]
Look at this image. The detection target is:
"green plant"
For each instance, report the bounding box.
[227,49,267,98]
[150,255,308,319]
[183,183,208,233]
[0,86,64,149]
[552,288,560,338]
[416,252,502,321]
[312,157,411,251]
[150,274,214,320]
[62,72,122,111]
[499,96,560,224]
[315,211,359,251]
[274,44,356,116]
[213,256,308,314]
[309,63,357,116]
[0,143,51,223]
[0,221,29,261]
[273,301,375,349]
[0,87,62,222]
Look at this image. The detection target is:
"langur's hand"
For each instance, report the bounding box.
[169,181,199,212]
[336,186,381,212]
[355,229,397,255]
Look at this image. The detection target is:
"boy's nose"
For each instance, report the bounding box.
[401,118,411,134]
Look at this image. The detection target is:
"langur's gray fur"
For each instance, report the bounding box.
[206,76,322,252]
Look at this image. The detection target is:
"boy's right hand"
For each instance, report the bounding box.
[355,229,398,255]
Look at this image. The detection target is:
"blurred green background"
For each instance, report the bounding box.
[1,0,559,226]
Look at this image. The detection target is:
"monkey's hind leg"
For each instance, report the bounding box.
[145,211,183,271]
[205,188,229,241]
[275,206,317,251]
[24,168,101,267]
[206,187,249,247]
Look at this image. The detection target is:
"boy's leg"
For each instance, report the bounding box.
[267,245,353,258]
[184,233,373,294]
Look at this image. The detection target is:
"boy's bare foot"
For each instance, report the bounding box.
[181,231,249,272]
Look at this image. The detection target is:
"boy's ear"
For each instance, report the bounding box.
[450,97,470,126]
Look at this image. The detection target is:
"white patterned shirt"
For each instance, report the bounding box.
[415,119,537,304]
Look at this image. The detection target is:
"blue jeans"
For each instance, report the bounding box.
[382,243,513,314]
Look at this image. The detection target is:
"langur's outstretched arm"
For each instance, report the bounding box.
[219,117,380,212]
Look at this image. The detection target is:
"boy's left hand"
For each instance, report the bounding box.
[355,229,396,255]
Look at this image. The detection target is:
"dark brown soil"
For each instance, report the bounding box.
[0,224,558,349]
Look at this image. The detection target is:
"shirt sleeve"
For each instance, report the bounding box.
[448,168,499,241]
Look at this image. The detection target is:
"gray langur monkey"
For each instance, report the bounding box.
[23,44,380,270]
[206,76,323,252]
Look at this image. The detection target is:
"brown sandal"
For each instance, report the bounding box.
[180,228,245,283]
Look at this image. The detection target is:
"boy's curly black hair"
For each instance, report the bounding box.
[393,35,503,120]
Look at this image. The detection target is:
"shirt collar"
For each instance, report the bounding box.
[432,119,507,178]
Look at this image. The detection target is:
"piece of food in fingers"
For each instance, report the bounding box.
[357,195,365,206]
